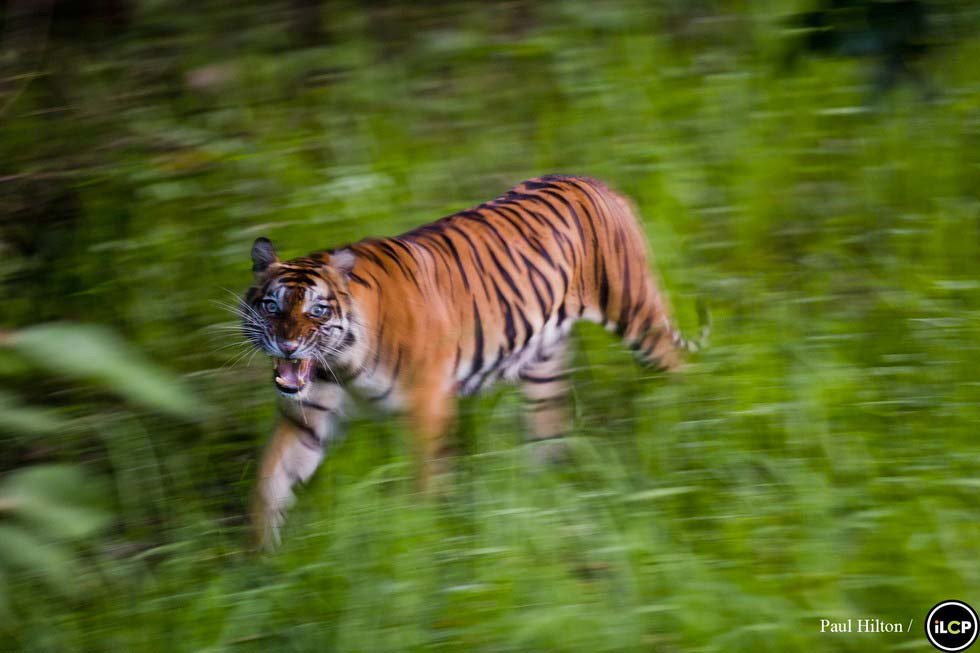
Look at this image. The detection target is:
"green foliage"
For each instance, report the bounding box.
[0,1,979,651]
[0,391,72,436]
[5,324,208,419]
[0,465,108,612]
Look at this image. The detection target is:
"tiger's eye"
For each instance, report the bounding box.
[262,299,279,314]
[309,304,331,319]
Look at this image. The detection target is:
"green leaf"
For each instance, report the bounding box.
[0,465,109,540]
[0,391,73,436]
[3,323,208,419]
[622,487,698,502]
[0,525,78,596]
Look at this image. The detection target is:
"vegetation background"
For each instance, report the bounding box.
[1,0,978,651]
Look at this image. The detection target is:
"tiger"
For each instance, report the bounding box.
[241,174,707,549]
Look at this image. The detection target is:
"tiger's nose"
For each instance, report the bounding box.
[280,340,300,357]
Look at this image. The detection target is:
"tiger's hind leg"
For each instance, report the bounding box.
[519,339,573,463]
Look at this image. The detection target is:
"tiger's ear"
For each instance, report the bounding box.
[331,248,356,279]
[251,237,279,275]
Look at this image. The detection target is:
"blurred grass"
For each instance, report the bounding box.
[1,0,979,651]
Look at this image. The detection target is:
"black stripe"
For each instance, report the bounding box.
[492,279,518,352]
[348,272,371,287]
[450,225,486,273]
[553,229,576,266]
[520,372,570,384]
[508,192,569,229]
[468,299,485,380]
[369,383,395,403]
[390,346,404,381]
[556,300,567,324]
[497,196,549,227]
[525,395,567,410]
[470,344,507,394]
[522,180,563,191]
[541,189,587,251]
[484,244,523,301]
[457,209,487,223]
[637,315,653,339]
[300,399,334,413]
[281,272,315,285]
[353,246,388,273]
[475,212,521,269]
[517,302,534,349]
[556,264,570,296]
[519,253,550,318]
[642,329,664,362]
[555,180,603,295]
[535,259,556,312]
[388,237,418,260]
[438,233,471,291]
[616,230,632,335]
[598,262,610,316]
[625,285,647,331]
[449,225,492,301]
[367,347,402,402]
[563,176,605,218]
[369,322,386,374]
[376,241,410,274]
[376,241,421,287]
[491,205,554,263]
[281,410,319,443]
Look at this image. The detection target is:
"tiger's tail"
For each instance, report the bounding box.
[622,293,710,372]
[587,181,709,372]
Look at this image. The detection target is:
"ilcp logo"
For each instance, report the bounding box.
[926,601,979,652]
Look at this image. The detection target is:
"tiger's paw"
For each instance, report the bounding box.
[416,457,459,501]
[528,436,571,466]
[251,503,284,553]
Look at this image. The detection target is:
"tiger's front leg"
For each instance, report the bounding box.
[252,380,347,550]
[406,361,457,496]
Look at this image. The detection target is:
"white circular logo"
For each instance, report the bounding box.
[926,601,979,652]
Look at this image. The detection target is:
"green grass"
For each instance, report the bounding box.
[1,1,979,651]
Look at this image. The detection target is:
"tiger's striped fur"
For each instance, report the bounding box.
[242,175,707,549]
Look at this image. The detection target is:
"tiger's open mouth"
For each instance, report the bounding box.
[274,358,314,395]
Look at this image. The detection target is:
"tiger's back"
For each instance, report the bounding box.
[243,174,706,549]
[338,174,697,401]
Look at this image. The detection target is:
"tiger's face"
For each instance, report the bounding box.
[242,237,356,398]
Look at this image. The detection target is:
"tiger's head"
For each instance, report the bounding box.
[242,237,356,398]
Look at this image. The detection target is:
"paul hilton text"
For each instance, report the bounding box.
[820,618,906,633]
